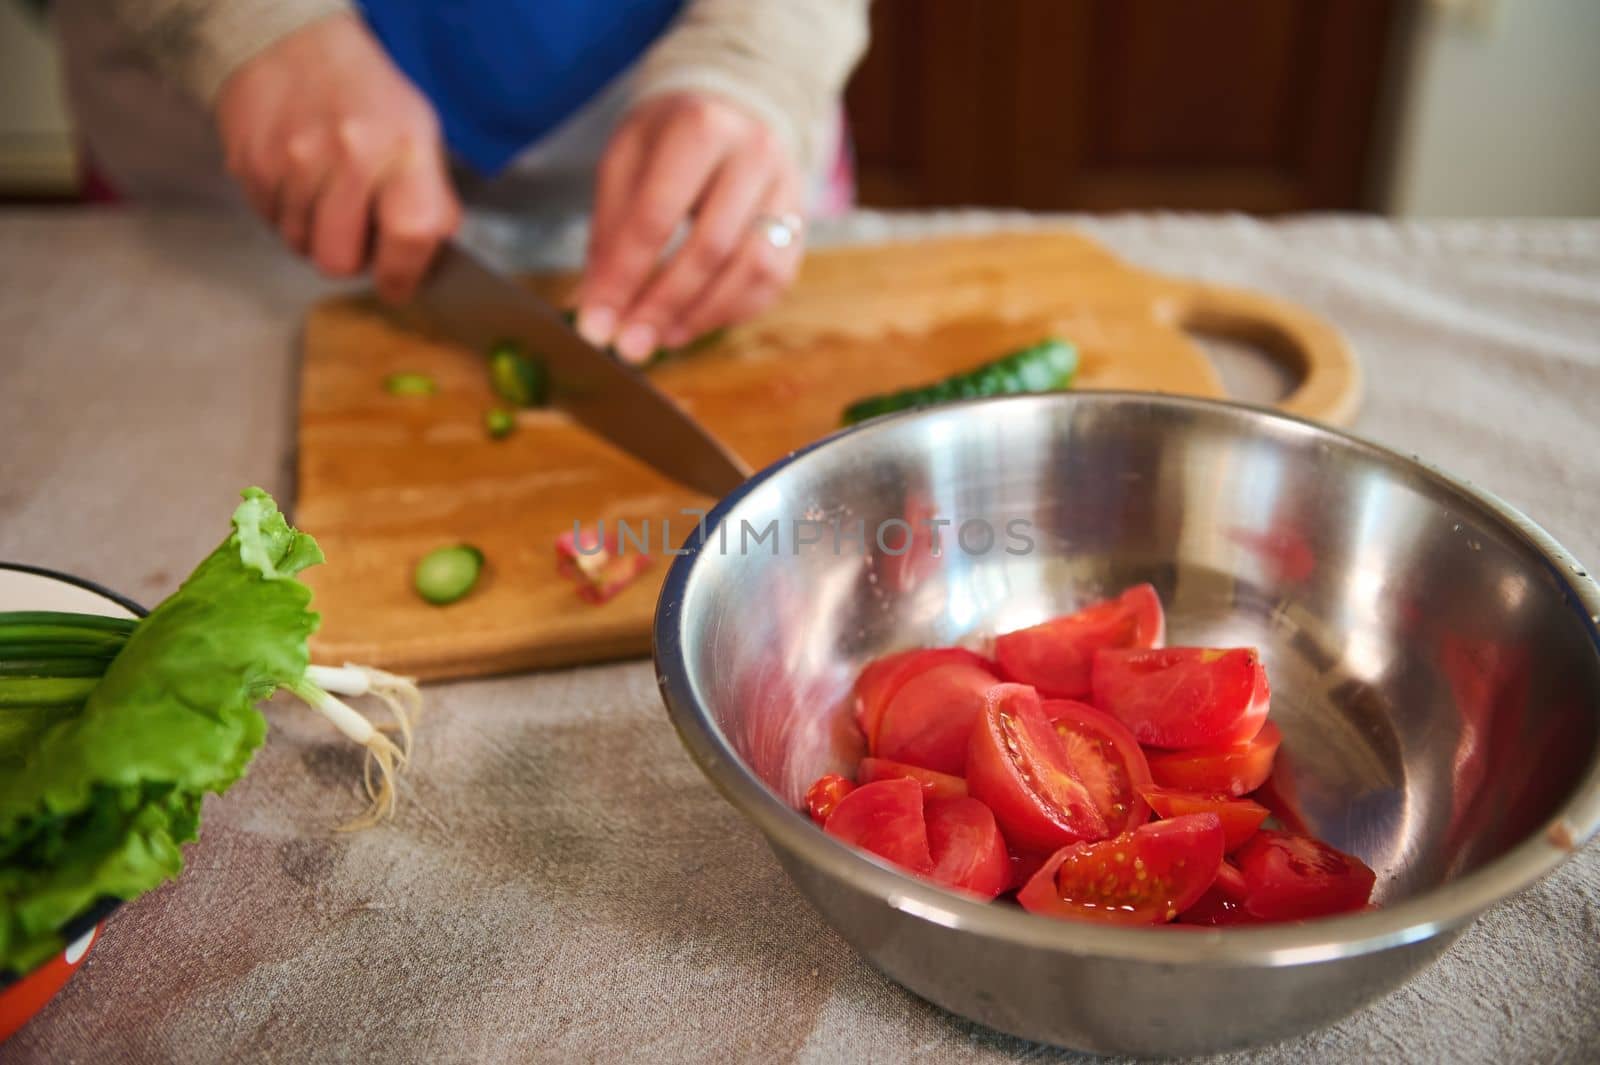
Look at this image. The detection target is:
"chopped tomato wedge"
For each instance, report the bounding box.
[925,797,1011,899]
[874,661,998,774]
[1177,860,1256,926]
[556,528,652,603]
[1236,831,1376,921]
[858,756,968,799]
[853,648,992,751]
[1041,699,1153,835]
[1140,786,1269,852]
[1147,721,1282,796]
[822,778,933,873]
[966,684,1109,853]
[1091,646,1269,748]
[805,774,856,825]
[994,584,1164,698]
[1251,768,1311,836]
[1018,813,1225,925]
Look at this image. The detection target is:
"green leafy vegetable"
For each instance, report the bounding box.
[0,489,421,975]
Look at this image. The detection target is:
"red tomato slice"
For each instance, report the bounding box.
[804,774,856,825]
[853,648,992,752]
[993,584,1165,698]
[875,661,998,774]
[1251,767,1311,836]
[1041,699,1153,835]
[1236,831,1377,921]
[823,778,933,873]
[1177,860,1257,926]
[1018,813,1226,925]
[1140,786,1269,852]
[966,684,1109,853]
[1147,721,1282,796]
[925,797,1011,899]
[857,756,968,799]
[1090,646,1269,748]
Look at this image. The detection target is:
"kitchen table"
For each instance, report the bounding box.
[1,210,1597,1064]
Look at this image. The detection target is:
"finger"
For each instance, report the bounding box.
[668,189,803,342]
[275,128,332,255]
[226,128,283,223]
[372,145,460,304]
[308,121,385,277]
[573,116,648,347]
[611,146,776,362]
[578,102,728,347]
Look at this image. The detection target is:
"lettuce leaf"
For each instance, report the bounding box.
[0,488,322,974]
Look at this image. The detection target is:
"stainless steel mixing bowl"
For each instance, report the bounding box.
[653,392,1600,1056]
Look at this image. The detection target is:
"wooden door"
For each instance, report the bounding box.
[846,0,1403,213]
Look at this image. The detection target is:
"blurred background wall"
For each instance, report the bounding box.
[3,0,1597,214]
[1386,0,1600,215]
[0,1,75,197]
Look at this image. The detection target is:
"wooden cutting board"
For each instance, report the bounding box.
[295,230,1359,680]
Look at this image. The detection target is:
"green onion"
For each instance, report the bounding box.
[0,675,101,707]
[0,657,116,677]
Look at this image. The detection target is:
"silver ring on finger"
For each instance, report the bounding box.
[753,211,804,250]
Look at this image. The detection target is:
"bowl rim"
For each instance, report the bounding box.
[0,562,145,986]
[653,391,1600,966]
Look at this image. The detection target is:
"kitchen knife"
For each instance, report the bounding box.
[404,241,751,498]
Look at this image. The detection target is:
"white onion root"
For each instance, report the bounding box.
[292,670,422,831]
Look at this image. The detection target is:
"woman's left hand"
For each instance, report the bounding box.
[575,92,805,363]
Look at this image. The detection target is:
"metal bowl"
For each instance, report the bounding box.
[653,392,1600,1056]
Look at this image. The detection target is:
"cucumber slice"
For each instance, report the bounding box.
[413,545,485,605]
[485,408,516,440]
[488,346,548,407]
[385,372,437,396]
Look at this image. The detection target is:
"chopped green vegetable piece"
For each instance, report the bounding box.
[485,407,516,440]
[488,344,548,407]
[384,372,437,396]
[840,337,1079,426]
[414,544,485,604]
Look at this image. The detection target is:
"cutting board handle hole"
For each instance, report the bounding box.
[1182,326,1300,406]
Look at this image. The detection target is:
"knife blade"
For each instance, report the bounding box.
[403,242,751,498]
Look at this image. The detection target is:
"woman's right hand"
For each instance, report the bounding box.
[215,13,460,303]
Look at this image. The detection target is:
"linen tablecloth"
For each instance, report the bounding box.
[1,210,1597,1063]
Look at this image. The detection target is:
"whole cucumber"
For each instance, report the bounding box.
[840,337,1078,426]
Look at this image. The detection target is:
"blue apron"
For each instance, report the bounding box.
[357,1,686,176]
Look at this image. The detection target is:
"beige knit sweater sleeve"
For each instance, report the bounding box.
[103,0,871,174]
[102,0,353,104]
[629,0,872,172]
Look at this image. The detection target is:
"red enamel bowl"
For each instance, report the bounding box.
[0,563,144,1043]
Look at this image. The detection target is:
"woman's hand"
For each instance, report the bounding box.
[215,13,460,303]
[576,93,805,363]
